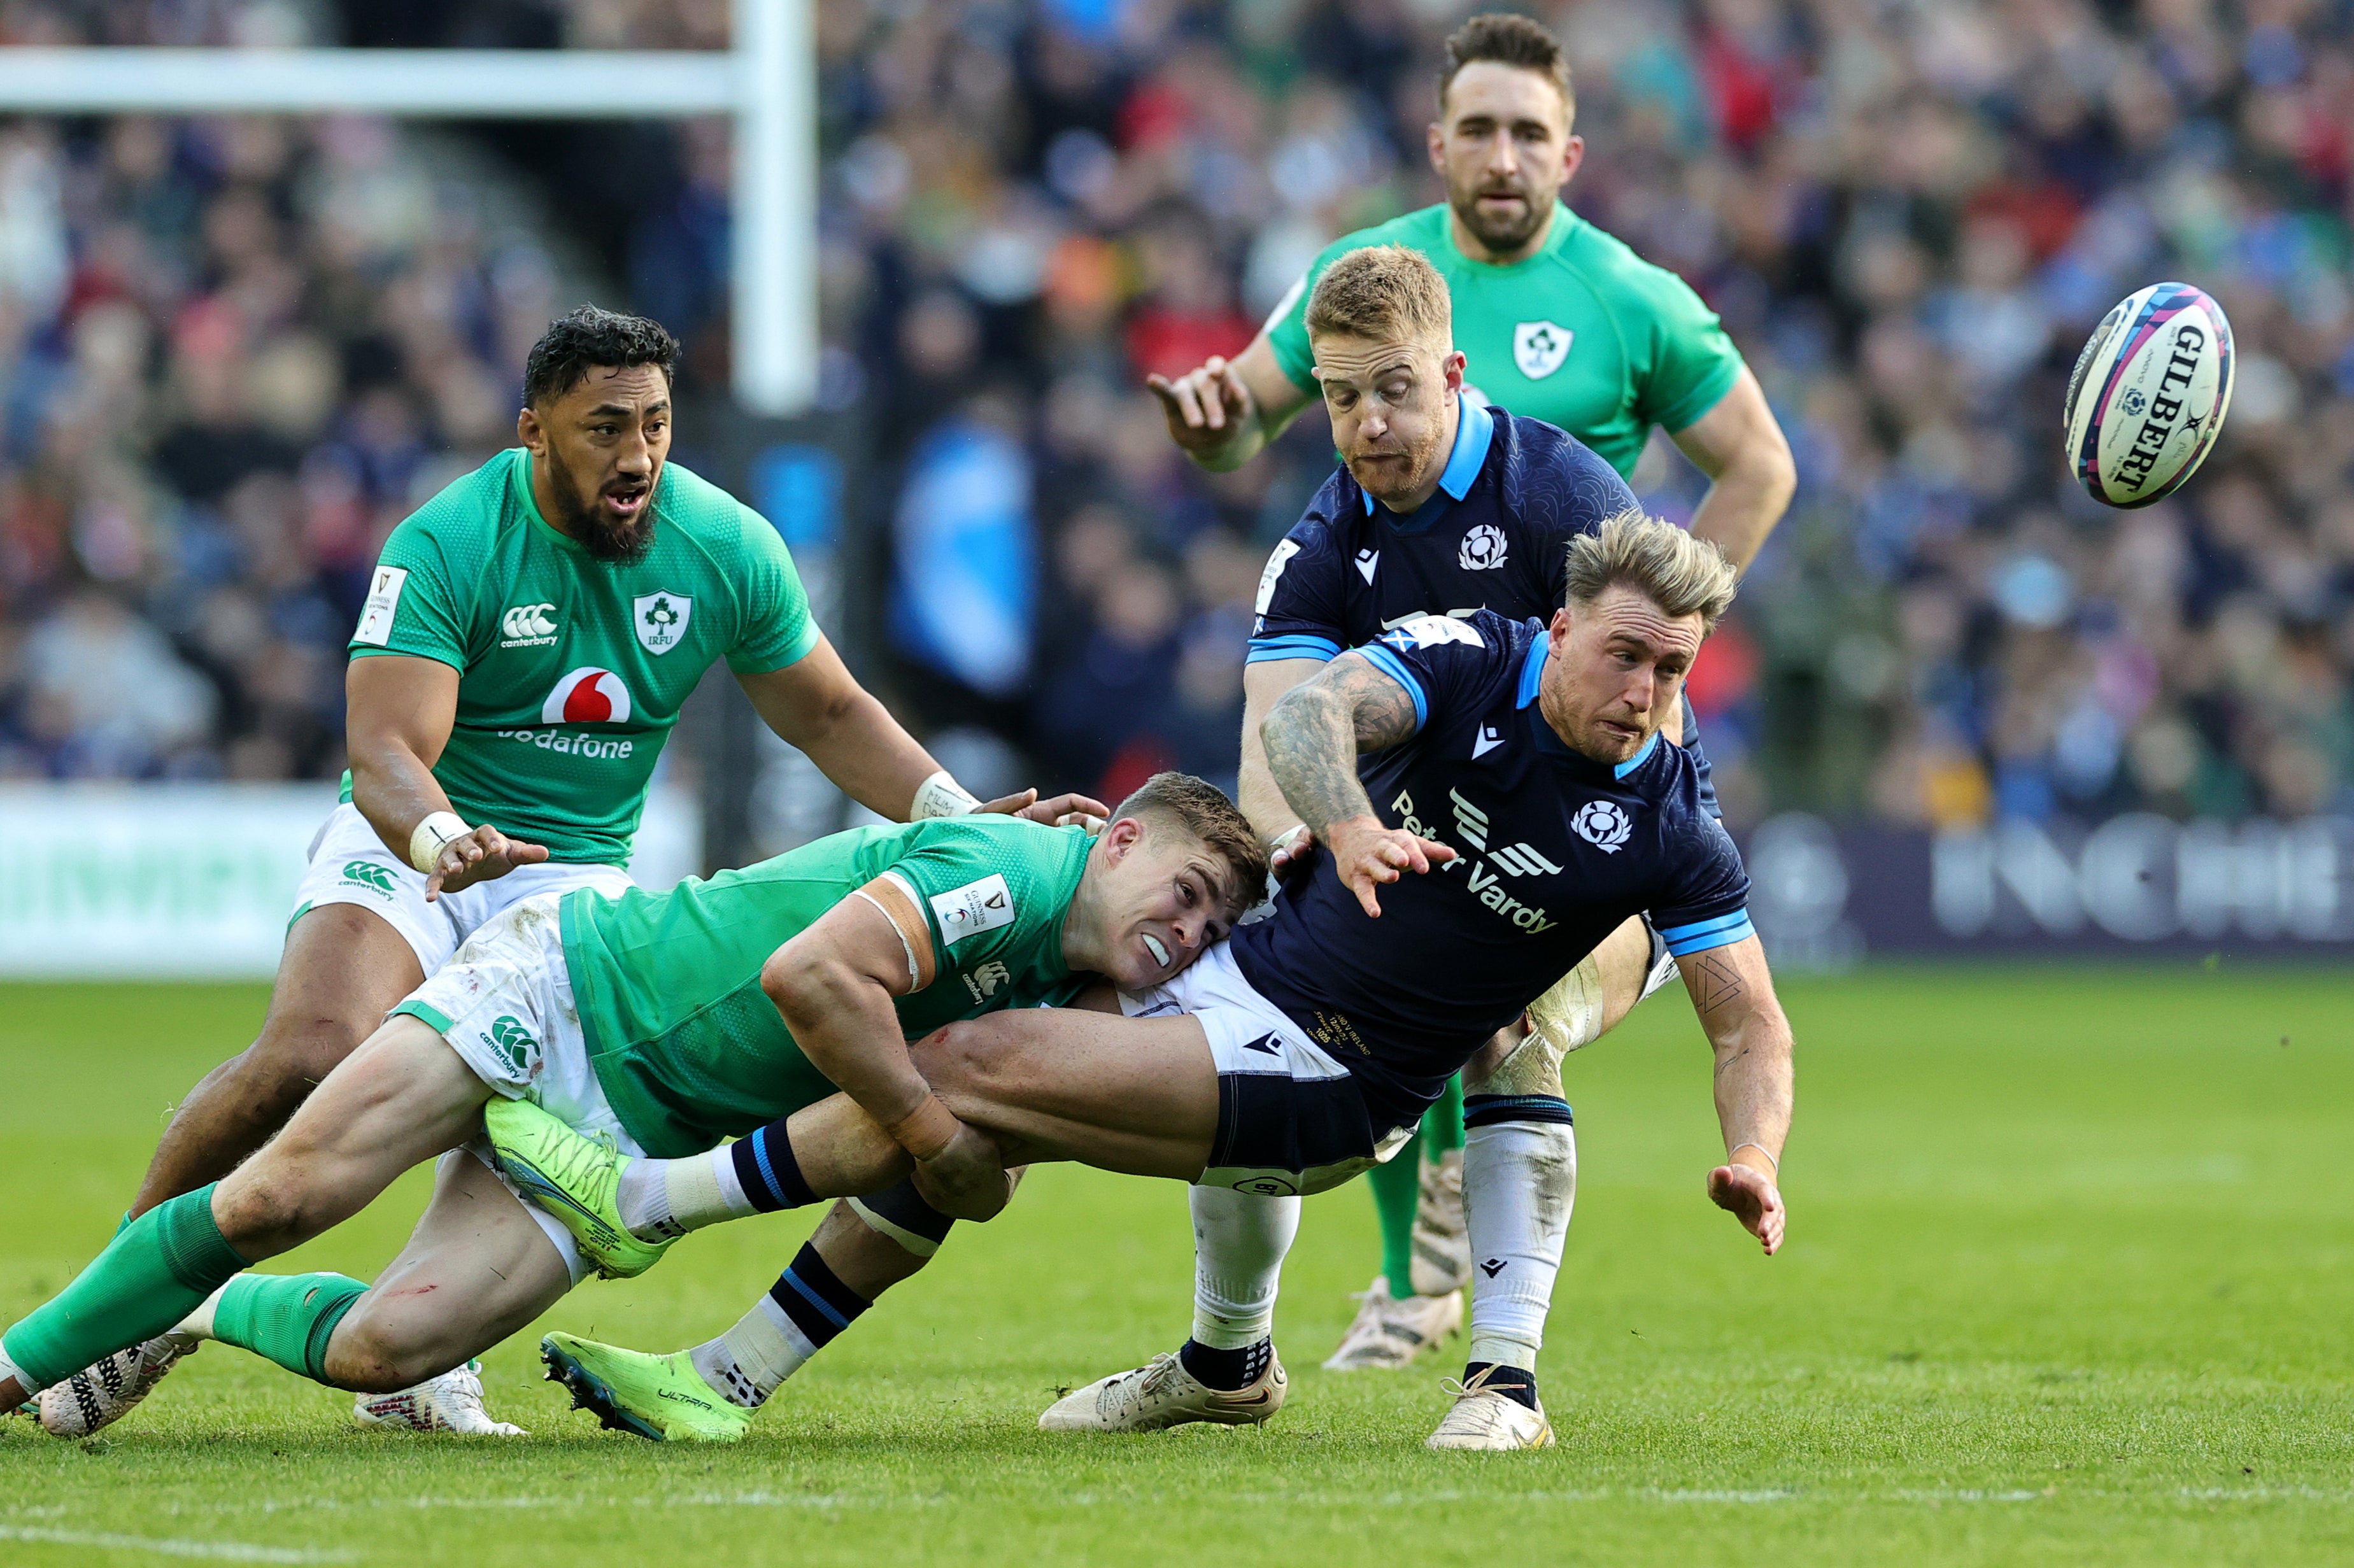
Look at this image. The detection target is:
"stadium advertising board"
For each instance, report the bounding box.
[0,784,701,979]
[1747,812,2354,964]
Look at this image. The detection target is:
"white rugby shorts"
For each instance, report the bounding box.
[289,802,634,977]
[391,891,642,1286]
[1119,942,1414,1198]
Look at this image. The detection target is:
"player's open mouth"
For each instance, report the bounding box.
[1142,932,1170,968]
[605,486,649,516]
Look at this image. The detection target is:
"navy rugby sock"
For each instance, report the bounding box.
[1178,1336,1271,1391]
[1463,1360,1540,1410]
[729,1122,818,1213]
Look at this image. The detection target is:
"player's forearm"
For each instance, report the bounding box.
[1261,685,1376,834]
[769,963,936,1135]
[794,688,949,823]
[1686,449,1795,573]
[347,737,459,864]
[1710,1006,1794,1166]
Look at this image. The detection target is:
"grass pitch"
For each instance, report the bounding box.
[1,966,2350,1567]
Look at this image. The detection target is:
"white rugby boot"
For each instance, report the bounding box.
[353,1362,525,1436]
[38,1332,200,1437]
[1039,1348,1286,1432]
[1425,1365,1555,1451]
[1322,1277,1462,1371]
[1409,1146,1473,1295]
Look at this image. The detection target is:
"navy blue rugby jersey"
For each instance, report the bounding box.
[1249,395,1716,815]
[1230,610,1752,1130]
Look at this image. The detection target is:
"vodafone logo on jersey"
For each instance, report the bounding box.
[541,667,634,726]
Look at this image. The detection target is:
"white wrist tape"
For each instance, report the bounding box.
[909,770,983,820]
[1729,1141,1780,1176]
[1271,823,1307,853]
[408,812,471,873]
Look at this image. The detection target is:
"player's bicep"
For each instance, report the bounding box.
[1672,931,1766,1035]
[780,875,935,998]
[346,654,460,768]
[1314,650,1422,751]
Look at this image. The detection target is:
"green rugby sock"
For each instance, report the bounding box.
[1,1185,247,1390]
[1368,1124,1422,1298]
[213,1273,369,1383]
[1427,1073,1466,1155]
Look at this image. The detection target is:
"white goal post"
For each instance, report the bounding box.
[0,0,817,415]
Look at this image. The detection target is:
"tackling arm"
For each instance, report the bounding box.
[736,635,1105,827]
[1673,933,1794,1254]
[1670,367,1797,572]
[1146,334,1319,472]
[1238,658,1326,872]
[1260,652,1454,917]
[760,889,1008,1219]
[346,655,548,898]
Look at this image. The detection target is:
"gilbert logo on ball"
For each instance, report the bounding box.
[541,667,634,726]
[2063,281,2234,508]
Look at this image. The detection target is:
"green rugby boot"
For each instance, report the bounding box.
[541,1333,750,1444]
[482,1098,670,1280]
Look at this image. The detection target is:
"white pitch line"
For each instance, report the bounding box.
[0,1524,353,1562]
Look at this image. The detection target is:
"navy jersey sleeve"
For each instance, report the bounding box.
[1651,810,1754,957]
[1247,479,1350,664]
[1352,611,1518,733]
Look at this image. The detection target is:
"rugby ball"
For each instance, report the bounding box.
[2062,282,2234,508]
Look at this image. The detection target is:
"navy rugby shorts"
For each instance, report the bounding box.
[1117,942,1415,1198]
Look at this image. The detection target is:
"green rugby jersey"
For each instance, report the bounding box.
[345,448,818,865]
[1265,202,1745,479]
[558,816,1093,1159]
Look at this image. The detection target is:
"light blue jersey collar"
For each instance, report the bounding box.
[1361,393,1494,516]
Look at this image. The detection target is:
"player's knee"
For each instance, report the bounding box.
[211,1168,326,1249]
[240,1013,371,1114]
[325,1310,441,1394]
[912,1015,1026,1098]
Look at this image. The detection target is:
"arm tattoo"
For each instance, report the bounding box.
[1688,950,1746,1017]
[1261,653,1419,833]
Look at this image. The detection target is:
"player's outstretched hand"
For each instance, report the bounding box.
[911,1120,1014,1222]
[1146,355,1254,458]
[1324,813,1456,919]
[424,824,551,900]
[1706,1161,1786,1255]
[981,788,1112,832]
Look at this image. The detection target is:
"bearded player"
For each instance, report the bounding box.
[1148,15,1796,1376]
[30,306,1099,1439]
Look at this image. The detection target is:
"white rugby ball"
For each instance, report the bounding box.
[2062,282,2234,508]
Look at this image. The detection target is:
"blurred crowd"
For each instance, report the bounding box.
[0,1,569,779]
[5,0,2354,831]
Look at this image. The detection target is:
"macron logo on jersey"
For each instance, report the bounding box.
[1354,549,1379,584]
[542,667,634,726]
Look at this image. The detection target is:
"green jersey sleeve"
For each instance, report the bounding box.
[877,818,1091,998]
[725,511,820,674]
[348,482,486,669]
[1628,267,1745,435]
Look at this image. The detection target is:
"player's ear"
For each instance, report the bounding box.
[1098,815,1147,863]
[1443,351,1466,392]
[516,404,545,454]
[1561,132,1585,183]
[1426,117,1446,174]
[1549,604,1575,647]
